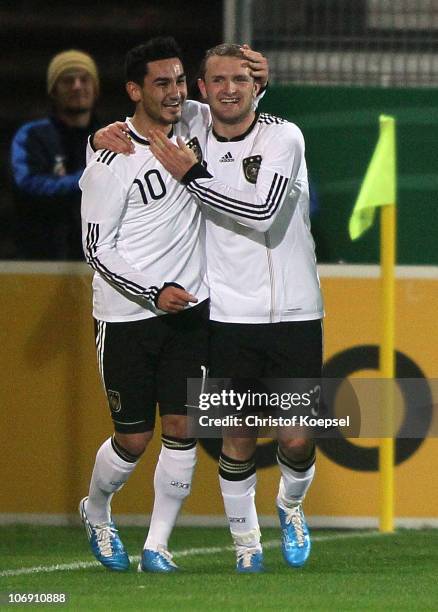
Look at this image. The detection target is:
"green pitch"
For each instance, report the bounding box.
[1,526,437,610]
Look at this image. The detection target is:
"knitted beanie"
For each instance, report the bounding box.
[47,49,99,95]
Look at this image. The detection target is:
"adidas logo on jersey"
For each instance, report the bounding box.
[219,152,234,162]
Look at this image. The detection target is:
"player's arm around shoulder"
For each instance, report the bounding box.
[90,121,134,156]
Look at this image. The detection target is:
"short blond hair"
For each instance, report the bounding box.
[199,43,245,79]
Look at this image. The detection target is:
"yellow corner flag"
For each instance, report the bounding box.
[349,115,396,240]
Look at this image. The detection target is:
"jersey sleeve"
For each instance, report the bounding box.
[10,125,82,197]
[80,161,160,306]
[86,136,96,164]
[182,123,307,232]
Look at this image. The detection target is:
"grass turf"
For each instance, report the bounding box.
[1,526,437,610]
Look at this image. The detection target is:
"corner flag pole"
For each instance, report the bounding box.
[379,201,396,533]
[349,115,396,533]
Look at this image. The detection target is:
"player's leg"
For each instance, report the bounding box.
[80,319,158,571]
[265,319,323,568]
[140,416,196,573]
[220,437,263,573]
[210,322,265,573]
[275,436,315,567]
[140,300,209,573]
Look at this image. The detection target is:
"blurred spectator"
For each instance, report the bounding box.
[10,50,101,260]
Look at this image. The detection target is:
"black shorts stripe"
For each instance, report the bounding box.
[95,320,106,388]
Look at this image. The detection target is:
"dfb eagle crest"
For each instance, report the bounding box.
[243,155,262,184]
[107,389,122,413]
[186,136,203,163]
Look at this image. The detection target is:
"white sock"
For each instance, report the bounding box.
[85,437,138,525]
[219,473,261,550]
[277,462,315,509]
[144,443,196,551]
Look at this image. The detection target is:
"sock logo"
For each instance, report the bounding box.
[170,480,190,489]
[229,517,246,523]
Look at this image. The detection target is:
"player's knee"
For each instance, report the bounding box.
[161,414,189,439]
[114,430,153,458]
[278,438,314,461]
[222,437,256,462]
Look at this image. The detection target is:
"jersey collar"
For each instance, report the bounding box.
[212,111,259,142]
[126,118,174,146]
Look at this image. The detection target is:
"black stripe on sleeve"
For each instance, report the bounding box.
[97,150,119,166]
[84,223,159,301]
[186,173,288,221]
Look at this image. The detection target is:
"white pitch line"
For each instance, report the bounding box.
[0,531,386,578]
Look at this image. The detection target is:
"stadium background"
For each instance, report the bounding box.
[1,0,437,528]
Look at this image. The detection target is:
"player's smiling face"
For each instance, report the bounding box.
[198,55,257,126]
[133,57,187,127]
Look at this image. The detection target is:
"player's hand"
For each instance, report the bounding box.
[241,44,269,89]
[148,129,198,181]
[157,286,198,313]
[93,122,135,154]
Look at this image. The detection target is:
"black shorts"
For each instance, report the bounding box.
[95,300,209,433]
[209,319,323,379]
[208,319,324,432]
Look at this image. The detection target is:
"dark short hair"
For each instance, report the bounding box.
[125,37,183,84]
[199,43,245,79]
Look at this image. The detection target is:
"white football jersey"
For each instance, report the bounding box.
[183,112,324,323]
[80,101,210,322]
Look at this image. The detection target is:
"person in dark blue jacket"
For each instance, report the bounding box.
[10,50,101,260]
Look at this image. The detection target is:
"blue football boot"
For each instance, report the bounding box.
[79,497,130,571]
[277,503,311,568]
[236,547,265,573]
[138,548,178,573]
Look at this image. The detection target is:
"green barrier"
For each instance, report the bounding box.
[262,85,438,264]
